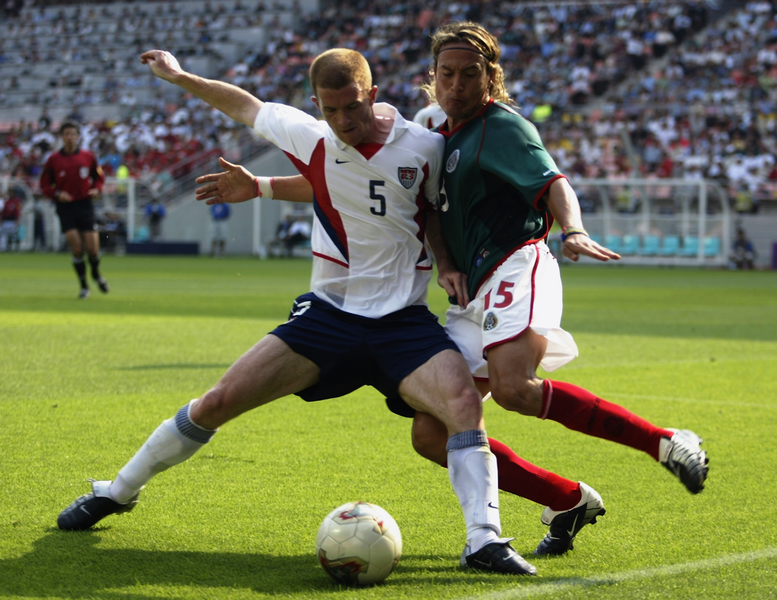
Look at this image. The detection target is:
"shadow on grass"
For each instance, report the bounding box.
[0,533,546,598]
[0,531,338,598]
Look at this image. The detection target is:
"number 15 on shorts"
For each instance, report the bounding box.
[484,281,515,310]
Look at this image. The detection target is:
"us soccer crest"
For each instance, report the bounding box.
[398,167,417,189]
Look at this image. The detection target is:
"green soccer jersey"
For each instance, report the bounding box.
[437,100,564,298]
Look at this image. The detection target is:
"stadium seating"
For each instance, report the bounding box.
[2,0,773,229]
[638,235,661,257]
[704,236,721,258]
[620,235,639,256]
[658,235,680,256]
[680,236,700,257]
[604,235,622,255]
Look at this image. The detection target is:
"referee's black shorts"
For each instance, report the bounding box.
[56,199,97,233]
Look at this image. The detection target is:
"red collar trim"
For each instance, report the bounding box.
[437,99,493,138]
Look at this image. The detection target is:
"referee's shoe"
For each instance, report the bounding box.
[58,480,139,530]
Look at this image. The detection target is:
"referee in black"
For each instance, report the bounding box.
[40,122,109,299]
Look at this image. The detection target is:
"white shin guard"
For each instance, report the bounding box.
[447,444,502,553]
[110,417,205,503]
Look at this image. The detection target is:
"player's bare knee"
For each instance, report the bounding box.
[193,385,234,427]
[444,386,483,431]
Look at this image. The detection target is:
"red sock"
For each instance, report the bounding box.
[487,437,581,511]
[542,379,673,461]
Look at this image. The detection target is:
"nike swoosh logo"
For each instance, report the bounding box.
[543,169,554,176]
[335,159,350,164]
[79,506,92,516]
[566,514,579,538]
[488,502,499,509]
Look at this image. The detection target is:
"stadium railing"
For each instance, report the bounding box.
[566,177,731,266]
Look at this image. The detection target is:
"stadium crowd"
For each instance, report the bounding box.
[1,0,776,213]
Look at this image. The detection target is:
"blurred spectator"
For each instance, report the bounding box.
[99,211,127,254]
[729,227,755,270]
[32,197,46,251]
[0,191,22,251]
[144,198,166,240]
[284,212,311,258]
[268,213,292,257]
[209,201,230,257]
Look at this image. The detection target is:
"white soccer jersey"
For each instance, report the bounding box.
[254,102,444,318]
[412,103,447,129]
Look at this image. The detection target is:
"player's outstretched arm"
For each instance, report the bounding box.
[140,50,262,127]
[195,157,315,205]
[546,177,621,263]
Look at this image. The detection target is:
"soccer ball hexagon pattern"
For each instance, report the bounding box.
[315,501,402,586]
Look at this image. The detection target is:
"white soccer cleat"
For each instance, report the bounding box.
[534,482,606,556]
[659,429,709,494]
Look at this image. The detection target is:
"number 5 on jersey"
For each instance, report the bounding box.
[369,180,386,216]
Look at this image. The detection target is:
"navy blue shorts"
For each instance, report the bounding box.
[271,293,460,417]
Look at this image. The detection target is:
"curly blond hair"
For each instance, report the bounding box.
[420,21,513,106]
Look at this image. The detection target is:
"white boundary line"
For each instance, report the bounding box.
[456,547,777,600]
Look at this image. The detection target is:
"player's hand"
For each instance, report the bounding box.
[437,265,469,308]
[562,234,620,262]
[195,157,257,205]
[140,50,185,82]
[88,188,100,198]
[58,190,74,202]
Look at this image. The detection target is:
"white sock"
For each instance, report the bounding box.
[109,402,215,503]
[447,442,502,553]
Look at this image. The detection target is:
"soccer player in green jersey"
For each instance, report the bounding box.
[414,21,709,554]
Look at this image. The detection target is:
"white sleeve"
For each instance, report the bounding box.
[253,103,327,164]
[423,133,444,209]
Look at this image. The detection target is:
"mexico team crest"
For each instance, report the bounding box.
[398,167,417,189]
[446,149,460,173]
[484,312,498,331]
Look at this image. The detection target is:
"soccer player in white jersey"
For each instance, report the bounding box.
[412,102,447,129]
[56,48,536,576]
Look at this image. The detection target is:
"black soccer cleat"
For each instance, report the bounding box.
[463,540,537,575]
[78,288,90,299]
[58,479,140,531]
[659,429,709,494]
[97,278,109,294]
[534,482,606,556]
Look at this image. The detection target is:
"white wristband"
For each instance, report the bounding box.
[255,176,274,199]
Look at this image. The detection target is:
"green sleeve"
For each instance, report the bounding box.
[479,111,560,207]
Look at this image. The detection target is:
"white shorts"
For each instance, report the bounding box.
[210,220,229,242]
[444,241,578,381]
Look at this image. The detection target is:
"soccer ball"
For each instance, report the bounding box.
[315,501,402,586]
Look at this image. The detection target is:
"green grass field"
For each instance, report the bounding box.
[1,254,776,599]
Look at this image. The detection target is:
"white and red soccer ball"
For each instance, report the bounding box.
[315,501,402,586]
